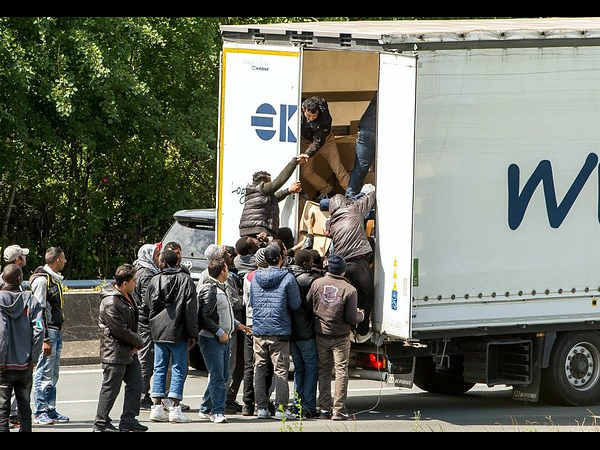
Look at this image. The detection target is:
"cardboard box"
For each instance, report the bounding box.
[299,200,330,235]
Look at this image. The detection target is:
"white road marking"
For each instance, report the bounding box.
[53,387,399,405]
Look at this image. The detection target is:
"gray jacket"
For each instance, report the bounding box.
[326,191,376,261]
[199,277,239,339]
[0,290,44,370]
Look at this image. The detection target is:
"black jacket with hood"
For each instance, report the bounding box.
[98,286,143,365]
[145,267,199,343]
[288,265,320,341]
[132,265,155,327]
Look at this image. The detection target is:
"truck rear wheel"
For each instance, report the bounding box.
[541,332,600,406]
[413,356,475,395]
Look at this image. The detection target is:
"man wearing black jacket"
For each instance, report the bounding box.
[300,96,350,199]
[93,264,147,432]
[288,249,321,418]
[145,249,198,424]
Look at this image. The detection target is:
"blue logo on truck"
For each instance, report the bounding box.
[251,103,297,143]
[508,152,598,230]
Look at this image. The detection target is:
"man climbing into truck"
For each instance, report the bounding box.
[326,184,376,344]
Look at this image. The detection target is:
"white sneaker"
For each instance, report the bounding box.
[197,411,214,421]
[257,408,271,419]
[149,404,169,422]
[274,409,296,421]
[168,405,190,423]
[213,414,228,424]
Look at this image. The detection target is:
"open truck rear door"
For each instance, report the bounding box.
[373,52,417,340]
[216,43,302,245]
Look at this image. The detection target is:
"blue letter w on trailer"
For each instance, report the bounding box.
[507,153,598,230]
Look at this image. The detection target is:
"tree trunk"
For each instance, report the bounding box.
[2,184,16,240]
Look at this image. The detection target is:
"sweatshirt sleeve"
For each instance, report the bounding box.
[31,276,50,342]
[304,108,332,158]
[262,157,298,195]
[354,190,376,217]
[344,290,364,326]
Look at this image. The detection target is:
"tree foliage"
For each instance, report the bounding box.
[0,16,474,278]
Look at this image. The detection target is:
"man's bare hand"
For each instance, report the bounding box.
[237,324,252,335]
[297,154,309,166]
[218,332,230,344]
[289,182,302,194]
[257,232,268,243]
[42,341,52,356]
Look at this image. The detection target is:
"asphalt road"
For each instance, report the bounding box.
[18,365,600,432]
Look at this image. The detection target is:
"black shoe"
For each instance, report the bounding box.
[268,401,276,416]
[319,410,332,420]
[9,415,20,428]
[241,405,254,416]
[139,395,153,411]
[119,420,148,432]
[93,422,119,432]
[225,400,243,414]
[303,410,319,419]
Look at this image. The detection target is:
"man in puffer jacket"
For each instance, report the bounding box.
[288,249,321,418]
[326,185,376,342]
[93,264,147,432]
[250,244,301,420]
[0,264,44,432]
[145,249,198,424]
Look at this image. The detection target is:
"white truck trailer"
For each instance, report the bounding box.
[216,18,600,406]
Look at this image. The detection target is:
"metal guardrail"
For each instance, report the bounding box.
[20,279,114,292]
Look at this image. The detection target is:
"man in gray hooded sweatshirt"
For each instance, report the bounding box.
[0,264,44,432]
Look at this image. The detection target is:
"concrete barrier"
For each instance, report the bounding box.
[60,291,103,365]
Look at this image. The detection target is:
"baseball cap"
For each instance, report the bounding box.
[3,245,30,263]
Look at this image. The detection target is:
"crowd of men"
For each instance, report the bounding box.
[0,95,377,431]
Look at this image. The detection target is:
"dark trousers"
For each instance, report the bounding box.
[345,257,374,335]
[0,368,33,432]
[137,324,153,397]
[227,330,245,403]
[94,356,143,428]
[242,333,273,408]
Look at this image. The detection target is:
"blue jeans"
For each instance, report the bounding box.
[151,340,188,400]
[198,336,230,415]
[290,339,318,414]
[33,328,62,415]
[346,128,376,198]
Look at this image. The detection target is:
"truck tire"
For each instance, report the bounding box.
[188,345,206,371]
[413,356,475,395]
[541,332,600,406]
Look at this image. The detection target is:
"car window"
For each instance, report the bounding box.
[162,221,215,259]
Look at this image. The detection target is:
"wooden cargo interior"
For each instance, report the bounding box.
[296,49,379,254]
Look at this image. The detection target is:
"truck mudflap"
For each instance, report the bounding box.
[386,357,416,389]
[512,334,545,402]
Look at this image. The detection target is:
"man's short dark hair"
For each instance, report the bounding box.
[302,96,321,114]
[2,264,22,286]
[165,241,181,252]
[264,244,281,266]
[45,247,64,264]
[115,264,136,286]
[208,258,227,279]
[161,249,179,268]
[294,249,313,270]
[225,246,236,260]
[311,250,323,269]
[252,171,271,184]
[277,228,294,251]
[235,237,255,256]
